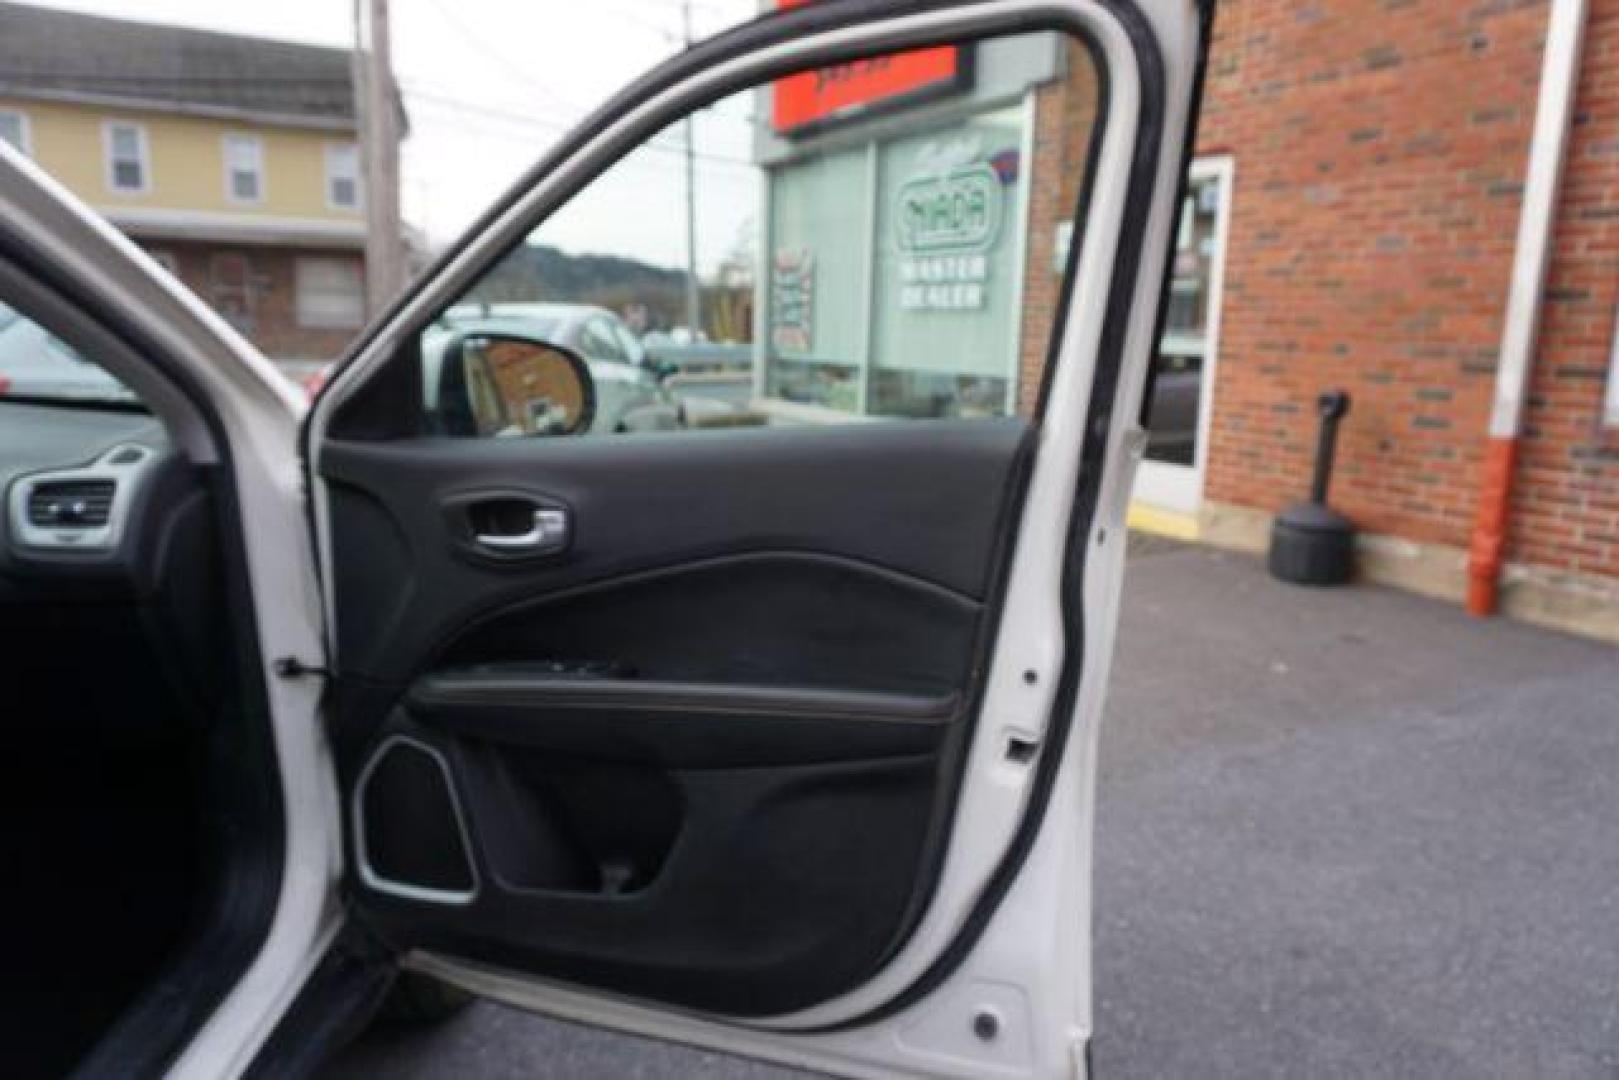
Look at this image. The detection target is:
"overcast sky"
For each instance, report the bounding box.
[34,0,763,271]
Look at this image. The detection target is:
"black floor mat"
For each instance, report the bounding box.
[0,744,197,1078]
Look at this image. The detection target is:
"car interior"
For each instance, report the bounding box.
[0,300,279,1078]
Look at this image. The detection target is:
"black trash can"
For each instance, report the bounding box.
[1268,390,1356,586]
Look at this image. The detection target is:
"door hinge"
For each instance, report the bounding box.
[274,655,330,680]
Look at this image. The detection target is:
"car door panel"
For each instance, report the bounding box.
[319,418,1029,683]
[297,0,1210,1069]
[324,417,1033,1015]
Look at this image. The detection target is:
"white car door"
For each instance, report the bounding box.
[311,1,1209,1076]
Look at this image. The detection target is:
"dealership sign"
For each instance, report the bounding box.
[895,161,1005,311]
[896,162,1004,253]
[772,0,967,134]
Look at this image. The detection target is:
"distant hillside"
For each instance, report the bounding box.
[464,243,688,326]
[461,242,753,342]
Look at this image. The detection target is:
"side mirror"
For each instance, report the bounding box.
[441,333,596,437]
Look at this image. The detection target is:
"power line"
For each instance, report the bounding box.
[405,87,758,168]
[415,0,591,117]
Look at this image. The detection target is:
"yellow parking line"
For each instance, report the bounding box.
[1127,502,1200,540]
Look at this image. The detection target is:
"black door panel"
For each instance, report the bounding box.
[320,419,1027,682]
[363,720,942,1015]
[325,418,1034,1015]
[437,552,981,695]
[409,670,957,767]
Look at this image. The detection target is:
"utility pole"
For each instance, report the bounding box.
[353,0,405,316]
[681,0,701,341]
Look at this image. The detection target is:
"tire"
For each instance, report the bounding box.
[375,972,475,1025]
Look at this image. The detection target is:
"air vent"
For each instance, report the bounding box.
[27,479,115,528]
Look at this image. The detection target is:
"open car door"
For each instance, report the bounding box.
[305,1,1209,1075]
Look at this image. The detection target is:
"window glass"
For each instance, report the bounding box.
[580,318,629,362]
[224,135,264,202]
[865,105,1025,419]
[327,143,361,209]
[296,257,365,330]
[107,122,147,192]
[0,300,138,407]
[418,30,1098,438]
[764,147,866,412]
[0,110,29,156]
[613,321,647,364]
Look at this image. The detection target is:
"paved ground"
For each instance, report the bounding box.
[324,544,1619,1079]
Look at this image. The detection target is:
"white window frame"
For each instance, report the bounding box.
[0,108,32,157]
[103,120,151,194]
[324,142,361,211]
[295,255,365,330]
[222,133,266,205]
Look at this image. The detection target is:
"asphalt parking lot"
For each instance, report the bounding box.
[325,542,1619,1079]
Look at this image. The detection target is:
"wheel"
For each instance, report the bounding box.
[374,971,475,1025]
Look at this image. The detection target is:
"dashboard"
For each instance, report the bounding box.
[0,401,190,596]
[0,396,234,760]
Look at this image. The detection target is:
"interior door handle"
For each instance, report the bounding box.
[475,507,570,555]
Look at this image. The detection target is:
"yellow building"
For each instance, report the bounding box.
[0,2,384,360]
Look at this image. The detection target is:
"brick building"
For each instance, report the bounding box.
[1019,2,1619,641]
[1189,0,1617,641]
[0,3,401,362]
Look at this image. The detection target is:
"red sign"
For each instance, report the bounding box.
[772,0,964,134]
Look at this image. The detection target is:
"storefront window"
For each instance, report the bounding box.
[758,33,1084,424]
[866,104,1026,419]
[763,147,868,412]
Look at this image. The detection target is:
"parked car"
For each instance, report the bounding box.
[432,302,681,433]
[0,300,136,404]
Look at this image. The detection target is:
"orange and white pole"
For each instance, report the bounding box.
[1468,0,1587,616]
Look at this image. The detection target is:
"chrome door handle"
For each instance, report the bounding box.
[474,507,569,553]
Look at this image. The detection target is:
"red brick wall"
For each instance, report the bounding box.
[1019,48,1100,416]
[139,240,363,361]
[1196,0,1550,551]
[1507,0,1619,578]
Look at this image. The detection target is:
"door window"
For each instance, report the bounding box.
[419,30,1099,437]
